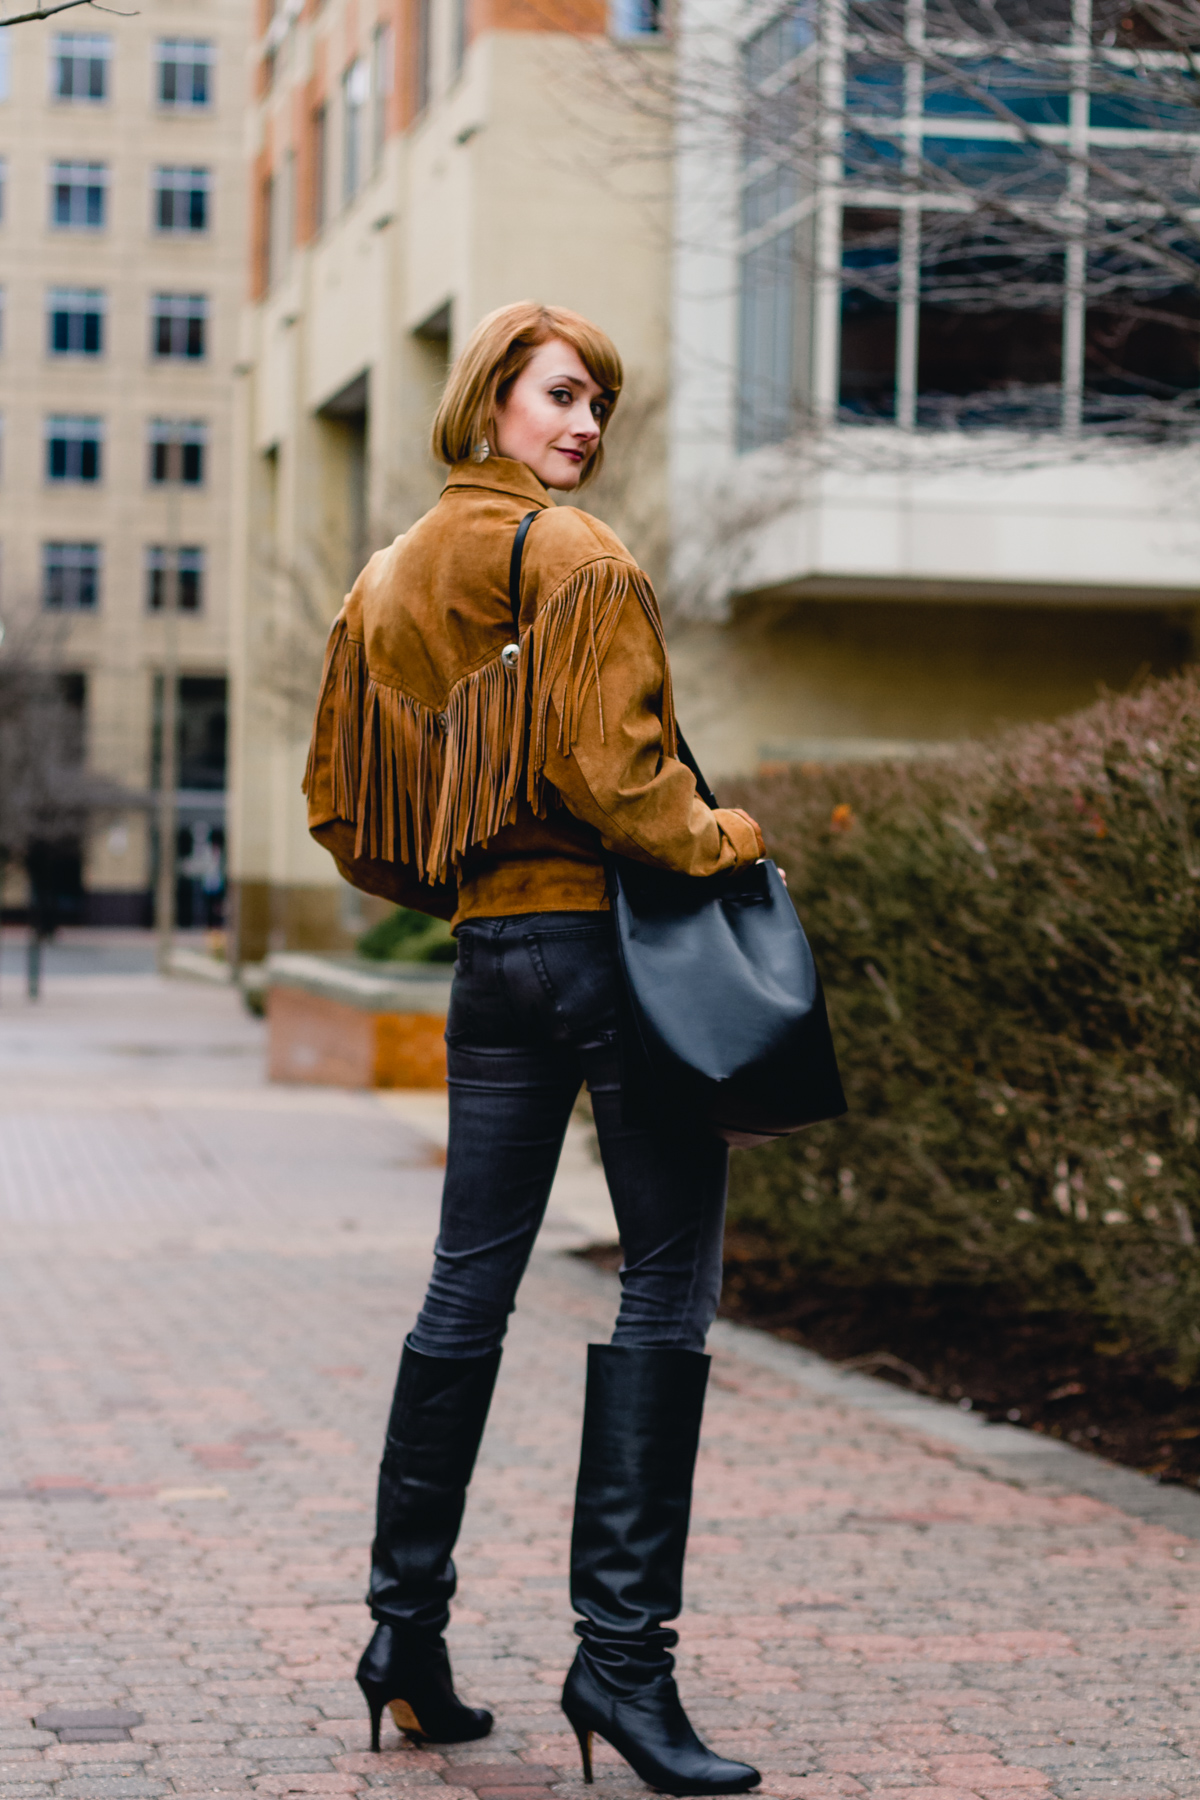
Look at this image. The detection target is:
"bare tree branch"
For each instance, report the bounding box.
[0,0,135,24]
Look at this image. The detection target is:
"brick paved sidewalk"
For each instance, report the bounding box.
[2,975,1200,1800]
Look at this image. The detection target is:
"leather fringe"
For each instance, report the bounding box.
[303,562,676,884]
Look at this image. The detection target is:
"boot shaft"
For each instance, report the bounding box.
[570,1345,710,1645]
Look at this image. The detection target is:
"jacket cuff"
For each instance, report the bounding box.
[713,807,762,868]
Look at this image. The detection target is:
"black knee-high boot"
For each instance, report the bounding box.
[561,1345,760,1797]
[357,1341,501,1749]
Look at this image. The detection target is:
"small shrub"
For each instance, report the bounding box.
[724,670,1200,1380]
[357,907,456,963]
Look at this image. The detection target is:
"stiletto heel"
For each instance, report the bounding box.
[356,1623,491,1747]
[569,1716,594,1783]
[362,1687,385,1754]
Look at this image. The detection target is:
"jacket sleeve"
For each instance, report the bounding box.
[540,584,761,876]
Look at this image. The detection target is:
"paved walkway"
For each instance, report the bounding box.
[2,970,1200,1800]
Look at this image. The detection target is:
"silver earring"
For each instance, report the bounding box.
[473,438,491,462]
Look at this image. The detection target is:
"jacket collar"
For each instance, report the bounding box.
[443,456,554,509]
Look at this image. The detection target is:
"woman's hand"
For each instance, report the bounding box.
[730,808,765,858]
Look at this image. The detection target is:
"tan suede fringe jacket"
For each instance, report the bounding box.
[303,457,760,927]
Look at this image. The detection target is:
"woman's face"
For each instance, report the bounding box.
[492,338,606,490]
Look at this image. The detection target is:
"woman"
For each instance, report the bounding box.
[303,303,765,1797]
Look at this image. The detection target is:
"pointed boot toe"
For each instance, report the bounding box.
[563,1654,760,1797]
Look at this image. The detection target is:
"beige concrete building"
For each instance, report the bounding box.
[229,0,671,960]
[0,0,247,924]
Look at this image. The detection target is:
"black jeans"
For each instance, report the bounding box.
[409,912,728,1358]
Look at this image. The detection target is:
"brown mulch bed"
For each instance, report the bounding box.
[575,1238,1200,1491]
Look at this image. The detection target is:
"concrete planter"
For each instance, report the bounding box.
[265,953,453,1089]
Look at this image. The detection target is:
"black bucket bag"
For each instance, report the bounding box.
[510,511,846,1148]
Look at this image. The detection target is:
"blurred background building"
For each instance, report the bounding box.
[668,0,1200,773]
[4,0,1198,953]
[0,0,246,926]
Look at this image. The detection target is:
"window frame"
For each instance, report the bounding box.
[152,165,211,235]
[50,160,108,231]
[45,413,103,483]
[155,37,214,111]
[51,31,111,104]
[48,286,106,357]
[43,540,102,612]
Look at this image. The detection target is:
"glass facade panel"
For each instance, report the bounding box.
[738,231,799,449]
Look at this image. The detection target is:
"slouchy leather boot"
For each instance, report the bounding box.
[561,1346,760,1797]
[357,1341,500,1749]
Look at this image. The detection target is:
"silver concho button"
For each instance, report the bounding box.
[500,642,520,669]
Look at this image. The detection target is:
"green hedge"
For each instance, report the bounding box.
[357,907,456,963]
[723,671,1200,1380]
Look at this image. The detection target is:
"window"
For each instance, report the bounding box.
[46,415,102,482]
[48,287,105,356]
[52,32,110,102]
[342,58,369,203]
[154,166,209,233]
[148,418,206,485]
[51,161,107,230]
[43,542,101,611]
[736,4,814,448]
[146,545,204,612]
[372,25,392,169]
[156,38,213,109]
[735,0,1200,445]
[152,293,207,359]
[610,0,663,34]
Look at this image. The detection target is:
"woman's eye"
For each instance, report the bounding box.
[591,402,606,421]
[549,387,572,404]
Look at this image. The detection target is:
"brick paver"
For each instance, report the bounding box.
[1,971,1199,1800]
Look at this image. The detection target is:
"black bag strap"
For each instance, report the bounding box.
[508,510,540,636]
[508,509,719,808]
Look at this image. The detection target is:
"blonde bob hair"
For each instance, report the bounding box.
[431,302,623,485]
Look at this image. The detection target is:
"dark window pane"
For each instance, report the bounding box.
[54,183,71,223]
[185,315,204,356]
[85,184,104,225]
[80,439,99,480]
[84,312,101,353]
[191,65,208,105]
[179,566,200,610]
[88,57,105,98]
[923,58,1069,124]
[51,311,69,351]
[49,440,67,479]
[844,130,904,186]
[924,0,1072,42]
[922,135,1064,196]
[161,62,177,103]
[846,57,904,117]
[839,207,897,419]
[182,442,204,483]
[916,226,1063,426]
[188,187,207,230]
